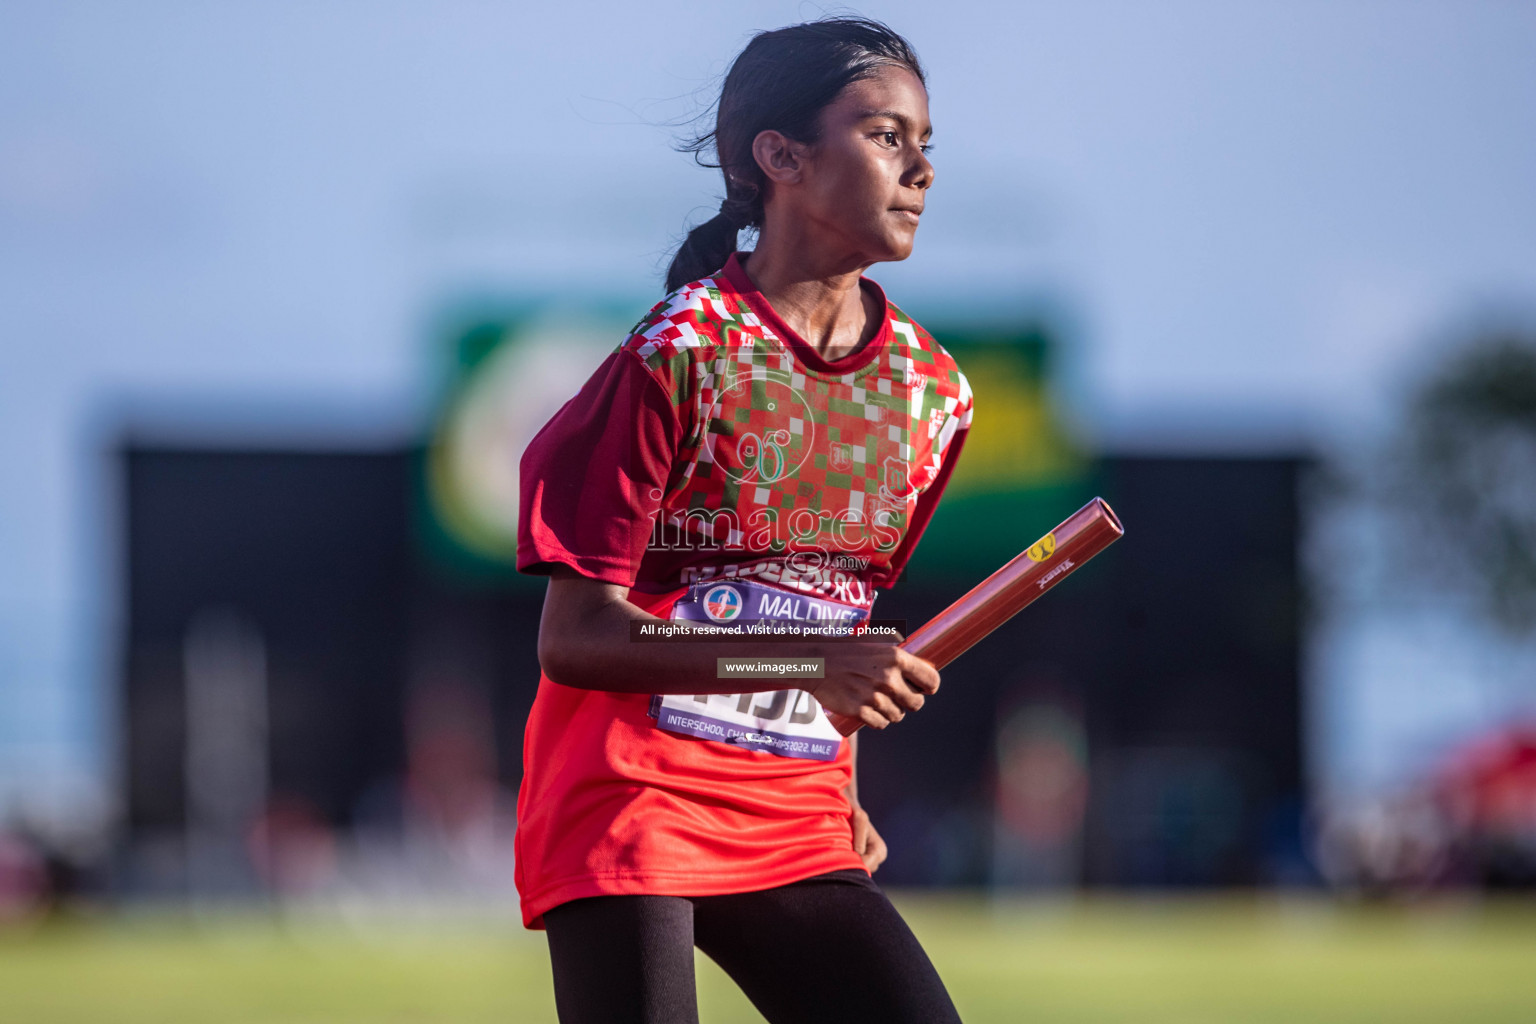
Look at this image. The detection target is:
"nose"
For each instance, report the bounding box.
[907,145,934,191]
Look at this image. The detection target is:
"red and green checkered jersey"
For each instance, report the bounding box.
[512,252,971,929]
[519,251,973,608]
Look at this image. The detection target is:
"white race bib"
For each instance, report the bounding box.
[647,578,870,761]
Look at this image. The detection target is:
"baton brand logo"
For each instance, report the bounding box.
[702,584,744,623]
[1026,533,1057,563]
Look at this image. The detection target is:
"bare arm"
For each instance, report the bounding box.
[536,567,941,730]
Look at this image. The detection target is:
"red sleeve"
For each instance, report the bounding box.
[517,348,680,586]
[873,425,969,589]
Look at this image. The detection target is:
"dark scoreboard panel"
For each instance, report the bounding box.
[867,456,1305,886]
[122,447,1303,889]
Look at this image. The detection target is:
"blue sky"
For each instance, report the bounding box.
[2,1,1534,817]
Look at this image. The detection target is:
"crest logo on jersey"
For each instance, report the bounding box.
[830,444,853,472]
[879,456,913,506]
[702,584,744,623]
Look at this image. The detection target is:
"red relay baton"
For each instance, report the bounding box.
[828,497,1125,736]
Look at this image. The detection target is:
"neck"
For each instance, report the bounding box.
[740,211,880,362]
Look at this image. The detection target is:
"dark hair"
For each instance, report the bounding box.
[664,17,926,292]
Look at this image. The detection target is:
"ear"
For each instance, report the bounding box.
[751,129,807,186]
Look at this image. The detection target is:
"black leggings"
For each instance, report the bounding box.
[543,869,962,1024]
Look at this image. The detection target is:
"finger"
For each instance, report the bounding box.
[879,673,926,713]
[865,832,888,872]
[858,705,891,730]
[869,690,905,724]
[895,649,941,694]
[851,811,870,855]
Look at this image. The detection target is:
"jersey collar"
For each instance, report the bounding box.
[717,251,893,376]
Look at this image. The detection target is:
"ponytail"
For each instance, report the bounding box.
[665,195,756,293]
[663,17,924,293]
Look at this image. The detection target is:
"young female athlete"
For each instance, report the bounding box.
[516,18,972,1023]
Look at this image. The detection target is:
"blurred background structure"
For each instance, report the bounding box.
[2,1,1535,1018]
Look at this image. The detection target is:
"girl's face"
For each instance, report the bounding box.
[784,66,935,265]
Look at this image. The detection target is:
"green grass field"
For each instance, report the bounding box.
[2,895,1534,1022]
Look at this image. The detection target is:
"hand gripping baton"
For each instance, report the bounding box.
[828,497,1125,736]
